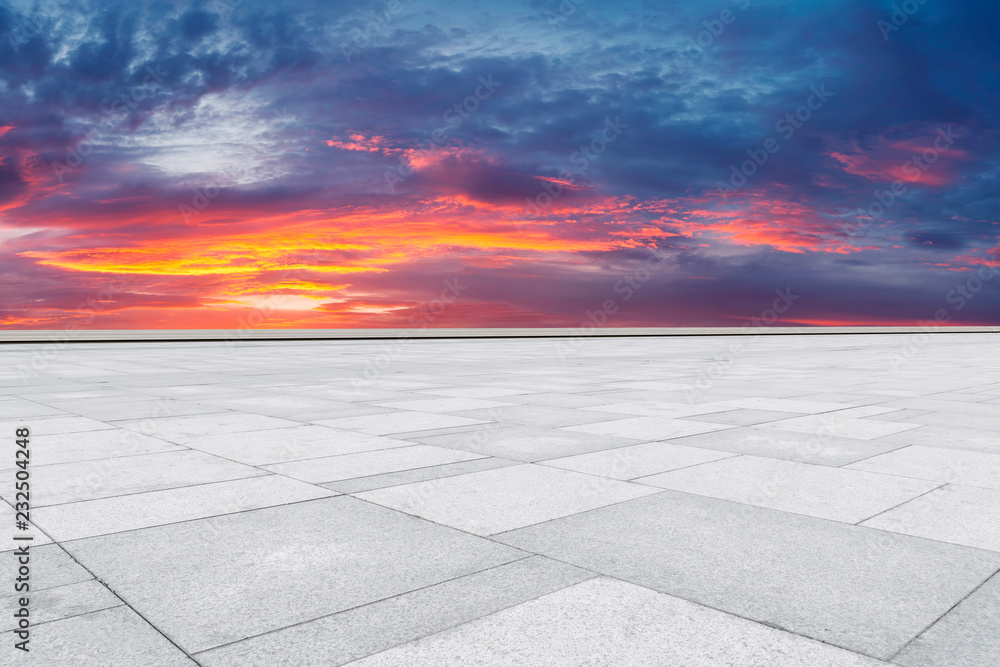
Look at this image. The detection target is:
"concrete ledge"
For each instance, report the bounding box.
[1,326,998,343]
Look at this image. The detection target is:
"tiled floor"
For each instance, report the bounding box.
[1,332,998,665]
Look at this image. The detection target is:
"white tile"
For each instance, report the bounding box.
[262,445,485,483]
[861,484,1000,552]
[33,475,336,541]
[543,442,736,480]
[115,412,301,442]
[756,414,922,440]
[564,417,733,441]
[2,450,266,507]
[847,446,1000,489]
[637,455,941,523]
[181,425,412,465]
[344,577,884,667]
[374,397,515,413]
[357,464,659,536]
[712,397,855,414]
[581,401,733,418]
[314,412,488,435]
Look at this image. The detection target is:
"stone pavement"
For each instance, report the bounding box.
[0,332,998,665]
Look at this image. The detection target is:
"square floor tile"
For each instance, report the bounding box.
[846,446,1000,489]
[636,455,941,523]
[3,606,197,665]
[665,427,909,466]
[861,484,1000,552]
[411,425,640,462]
[453,404,618,428]
[181,425,412,465]
[542,441,736,480]
[894,572,1000,667]
[710,397,853,414]
[33,475,336,541]
[63,497,526,653]
[341,577,884,667]
[679,409,805,426]
[0,415,114,435]
[196,556,592,667]
[373,398,515,413]
[756,414,922,440]
[313,412,488,435]
[357,464,659,536]
[495,490,1000,659]
[564,417,734,441]
[3,428,183,467]
[580,401,733,418]
[2,450,266,507]
[262,445,486,483]
[114,412,301,442]
[0,579,121,631]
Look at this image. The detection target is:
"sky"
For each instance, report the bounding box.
[0,0,998,329]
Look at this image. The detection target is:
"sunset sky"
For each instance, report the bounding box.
[1,0,998,329]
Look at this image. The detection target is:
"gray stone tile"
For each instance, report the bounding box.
[678,408,805,426]
[542,441,736,480]
[33,475,335,541]
[861,484,1000,552]
[452,403,620,428]
[494,490,1000,659]
[56,399,222,421]
[711,397,855,414]
[263,445,485,483]
[873,424,1000,455]
[321,456,520,493]
[3,429,183,467]
[114,412,302,442]
[846,446,1000,490]
[893,572,1000,667]
[664,426,910,466]
[0,580,122,631]
[0,416,114,436]
[1,606,197,666]
[636,455,941,523]
[564,416,736,441]
[373,397,516,413]
[197,556,592,667]
[341,577,885,667]
[0,544,92,590]
[357,463,659,536]
[0,398,68,419]
[579,401,734,418]
[63,497,526,653]
[180,425,412,465]
[411,424,640,462]
[756,414,922,440]
[313,412,489,435]
[1,450,266,507]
